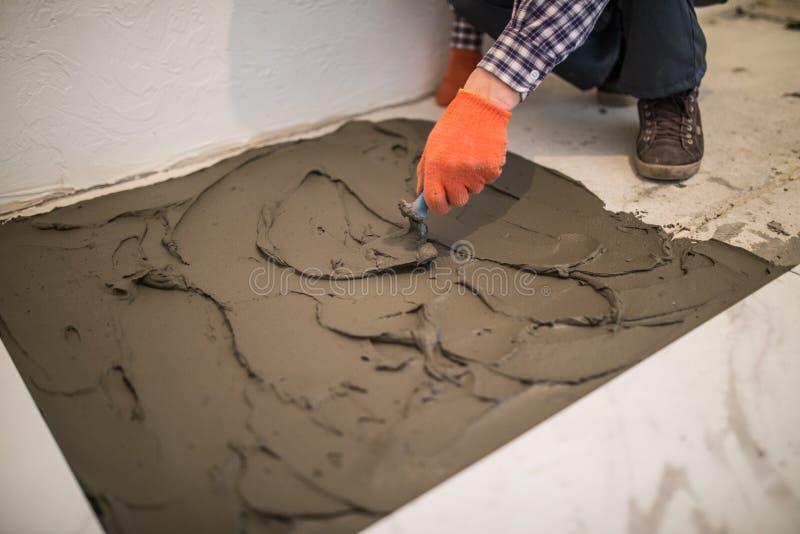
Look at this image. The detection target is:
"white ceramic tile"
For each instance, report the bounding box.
[0,342,104,534]
[365,271,800,534]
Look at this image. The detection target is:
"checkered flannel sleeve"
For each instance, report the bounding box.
[478,0,609,99]
[451,15,483,50]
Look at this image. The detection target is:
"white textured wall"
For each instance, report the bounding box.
[0,0,450,203]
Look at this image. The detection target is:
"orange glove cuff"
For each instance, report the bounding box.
[416,90,511,214]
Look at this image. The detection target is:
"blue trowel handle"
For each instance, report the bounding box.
[412,193,428,219]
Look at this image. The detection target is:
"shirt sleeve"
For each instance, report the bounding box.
[478,0,610,100]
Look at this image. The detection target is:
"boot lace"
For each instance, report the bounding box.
[641,91,695,144]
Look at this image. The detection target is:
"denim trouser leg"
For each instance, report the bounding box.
[449,0,707,99]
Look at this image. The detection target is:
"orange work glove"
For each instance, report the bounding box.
[416,89,512,214]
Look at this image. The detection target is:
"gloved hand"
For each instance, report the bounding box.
[416,89,512,214]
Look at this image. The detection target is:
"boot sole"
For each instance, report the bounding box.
[635,157,701,181]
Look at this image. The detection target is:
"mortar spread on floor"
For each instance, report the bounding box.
[0,120,777,534]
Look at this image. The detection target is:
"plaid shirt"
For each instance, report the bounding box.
[451,16,484,50]
[451,0,609,99]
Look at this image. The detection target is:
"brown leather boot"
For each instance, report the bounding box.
[635,88,703,181]
[435,48,483,107]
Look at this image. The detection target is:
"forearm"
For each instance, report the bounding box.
[463,68,521,111]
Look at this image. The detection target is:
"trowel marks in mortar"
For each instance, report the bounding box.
[0,120,777,534]
[257,170,436,278]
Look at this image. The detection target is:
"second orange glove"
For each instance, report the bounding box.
[416,89,512,214]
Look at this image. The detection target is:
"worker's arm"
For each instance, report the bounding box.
[418,0,609,214]
[478,0,610,99]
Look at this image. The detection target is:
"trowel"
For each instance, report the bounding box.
[355,193,436,275]
[398,193,429,239]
